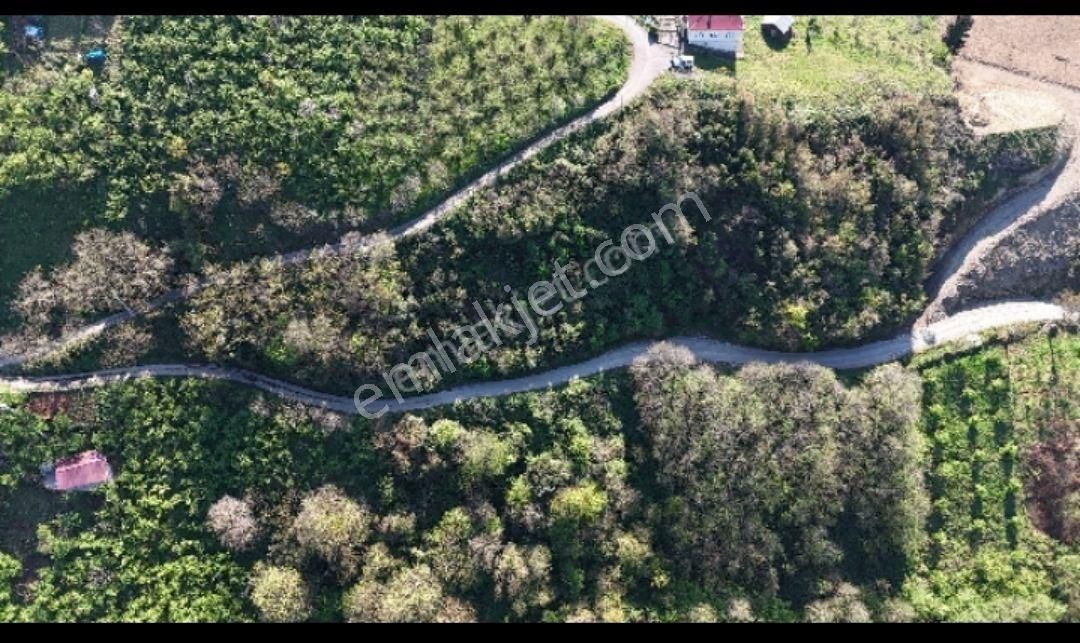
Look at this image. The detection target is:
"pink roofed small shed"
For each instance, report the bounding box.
[44,450,114,491]
[687,15,744,31]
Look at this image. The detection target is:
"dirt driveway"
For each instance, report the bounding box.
[922,49,1080,320]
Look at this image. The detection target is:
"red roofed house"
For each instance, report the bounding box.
[686,15,744,54]
[43,450,114,492]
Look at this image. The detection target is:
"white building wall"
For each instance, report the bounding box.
[687,29,742,53]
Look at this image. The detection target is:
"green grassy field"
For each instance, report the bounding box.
[698,16,953,111]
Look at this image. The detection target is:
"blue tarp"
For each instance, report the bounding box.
[84,48,107,65]
[24,24,44,40]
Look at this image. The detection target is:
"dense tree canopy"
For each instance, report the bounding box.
[249,564,310,623]
[630,347,928,600]
[0,15,629,328]
[168,77,1058,397]
[0,14,1076,624]
[0,326,1076,621]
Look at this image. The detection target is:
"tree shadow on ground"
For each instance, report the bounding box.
[762,29,794,52]
[0,182,105,332]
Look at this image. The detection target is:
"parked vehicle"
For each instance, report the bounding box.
[670,55,695,71]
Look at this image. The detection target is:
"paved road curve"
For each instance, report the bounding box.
[1,300,1068,416]
[1,26,1076,417]
[920,57,1080,322]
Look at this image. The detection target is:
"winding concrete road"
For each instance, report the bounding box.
[0,16,671,371]
[0,300,1070,416]
[1,25,1076,417]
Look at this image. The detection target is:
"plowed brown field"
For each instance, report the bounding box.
[962,15,1080,90]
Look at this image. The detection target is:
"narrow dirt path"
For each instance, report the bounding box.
[920,57,1080,323]
[0,16,672,370]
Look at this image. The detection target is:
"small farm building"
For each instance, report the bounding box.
[686,15,744,54]
[43,450,114,492]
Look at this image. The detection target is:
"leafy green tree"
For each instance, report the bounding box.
[550,482,607,526]
[172,71,1056,397]
[120,555,247,623]
[423,508,483,591]
[0,551,21,621]
[840,364,929,581]
[804,583,872,623]
[493,543,554,617]
[249,564,311,623]
[342,564,451,623]
[455,427,525,487]
[291,484,372,578]
[632,349,847,597]
[1055,554,1080,622]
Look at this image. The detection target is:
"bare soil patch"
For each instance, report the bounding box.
[958,86,1065,135]
[1025,419,1080,545]
[962,15,1080,91]
[950,195,1080,309]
